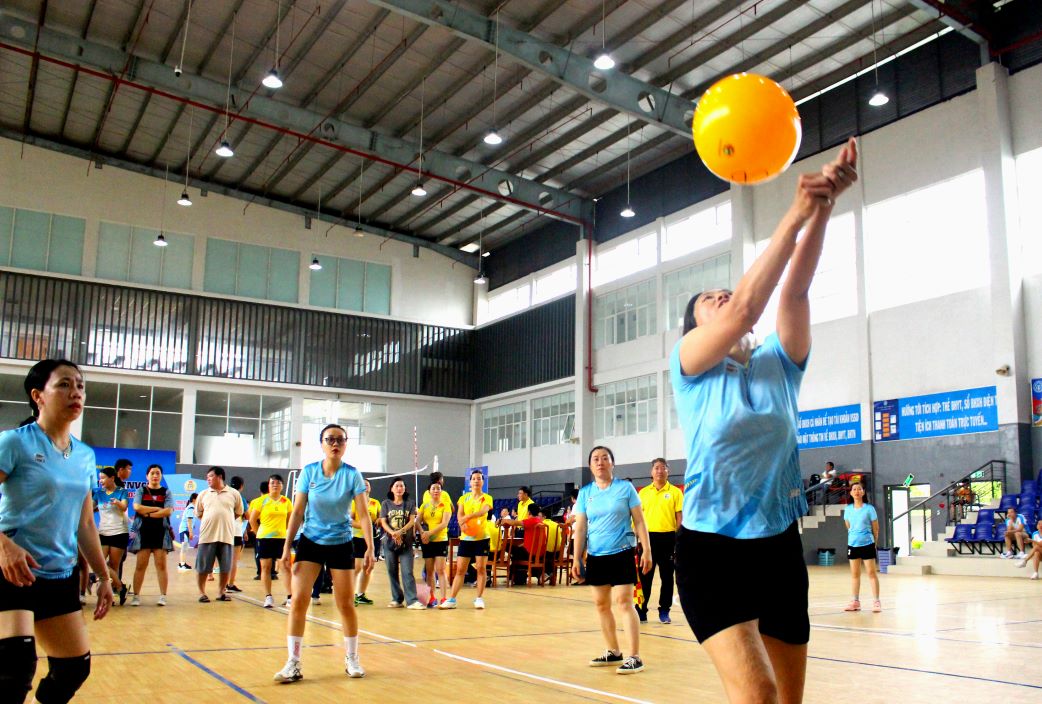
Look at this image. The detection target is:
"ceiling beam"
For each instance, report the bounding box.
[367,0,694,138]
[0,13,586,225]
[906,0,990,61]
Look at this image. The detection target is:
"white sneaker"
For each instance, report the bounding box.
[406,601,426,610]
[1001,551,1013,559]
[474,597,485,610]
[264,595,275,608]
[157,595,167,606]
[79,594,86,605]
[178,563,191,572]
[283,596,292,607]
[1031,572,1039,580]
[130,594,141,607]
[1017,558,1028,568]
[387,601,404,608]
[345,654,365,678]
[274,659,302,683]
[311,596,321,606]
[1016,551,1028,559]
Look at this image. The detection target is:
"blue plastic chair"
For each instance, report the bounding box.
[946,524,977,555]
[1022,479,1038,496]
[973,524,1000,554]
[998,494,1019,511]
[977,508,998,523]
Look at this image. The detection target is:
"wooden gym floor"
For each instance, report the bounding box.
[52,552,1042,703]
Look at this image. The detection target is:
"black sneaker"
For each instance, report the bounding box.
[119,584,128,606]
[589,650,623,667]
[636,607,648,623]
[617,655,644,674]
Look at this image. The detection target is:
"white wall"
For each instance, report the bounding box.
[0,138,474,328]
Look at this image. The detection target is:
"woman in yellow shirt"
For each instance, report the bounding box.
[248,474,293,609]
[418,481,452,607]
[440,469,493,610]
[351,479,381,606]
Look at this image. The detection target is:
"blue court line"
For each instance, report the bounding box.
[93,643,335,657]
[168,644,267,703]
[808,655,1042,691]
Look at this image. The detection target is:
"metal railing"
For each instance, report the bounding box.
[887,459,1008,550]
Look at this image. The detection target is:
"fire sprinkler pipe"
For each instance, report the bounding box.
[0,41,586,228]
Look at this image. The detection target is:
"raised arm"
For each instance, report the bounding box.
[776,138,858,365]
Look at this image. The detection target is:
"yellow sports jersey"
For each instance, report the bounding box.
[517,497,535,520]
[254,495,293,539]
[421,488,454,513]
[487,519,501,552]
[459,492,493,541]
[419,500,451,542]
[638,482,683,532]
[543,519,562,552]
[351,497,381,538]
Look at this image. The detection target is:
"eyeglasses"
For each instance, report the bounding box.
[323,437,347,445]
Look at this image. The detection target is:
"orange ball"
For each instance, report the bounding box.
[461,516,485,539]
[692,73,802,185]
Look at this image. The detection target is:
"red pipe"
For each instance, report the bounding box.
[991,29,1042,57]
[585,230,597,394]
[0,41,585,227]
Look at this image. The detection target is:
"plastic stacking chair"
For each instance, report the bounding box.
[489,525,514,588]
[511,523,548,587]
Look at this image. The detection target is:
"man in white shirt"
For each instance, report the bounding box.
[194,466,243,602]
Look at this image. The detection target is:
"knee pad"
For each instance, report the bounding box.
[34,653,90,704]
[0,635,37,702]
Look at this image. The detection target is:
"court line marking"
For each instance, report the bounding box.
[809,654,1042,690]
[168,644,267,703]
[433,649,655,704]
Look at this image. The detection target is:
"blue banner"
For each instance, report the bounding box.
[1032,378,1042,428]
[874,386,998,442]
[797,404,862,449]
[91,447,178,517]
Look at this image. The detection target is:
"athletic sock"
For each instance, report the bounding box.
[287,636,302,661]
[344,636,358,657]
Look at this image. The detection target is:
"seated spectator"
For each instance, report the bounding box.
[516,486,535,520]
[563,488,579,526]
[501,504,561,584]
[1002,506,1028,559]
[1016,519,1042,579]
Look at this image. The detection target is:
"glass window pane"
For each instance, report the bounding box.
[364,263,391,315]
[308,254,336,308]
[11,210,49,271]
[152,386,184,413]
[160,231,194,290]
[336,258,365,311]
[236,244,270,299]
[196,391,228,416]
[0,401,26,430]
[204,238,238,294]
[0,206,12,266]
[86,381,118,409]
[47,215,84,275]
[194,414,227,438]
[115,409,149,448]
[229,392,261,418]
[128,227,162,285]
[228,416,259,436]
[81,408,115,447]
[0,373,23,401]
[261,395,292,416]
[119,384,152,410]
[149,412,182,456]
[267,248,300,303]
[96,222,130,281]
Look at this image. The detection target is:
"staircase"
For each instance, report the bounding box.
[886,503,1029,579]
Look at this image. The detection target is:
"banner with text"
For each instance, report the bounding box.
[92,447,178,517]
[873,386,998,442]
[797,404,862,449]
[1032,378,1042,428]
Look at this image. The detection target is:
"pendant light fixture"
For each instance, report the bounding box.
[262,1,283,89]
[311,185,325,270]
[474,212,488,285]
[174,0,191,77]
[620,124,635,218]
[412,78,428,197]
[483,12,503,146]
[593,1,615,70]
[309,257,322,271]
[178,109,193,206]
[156,165,171,246]
[215,12,236,158]
[868,0,889,107]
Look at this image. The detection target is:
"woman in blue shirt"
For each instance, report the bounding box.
[671,139,857,703]
[571,446,652,675]
[842,482,880,613]
[274,424,374,685]
[0,359,113,703]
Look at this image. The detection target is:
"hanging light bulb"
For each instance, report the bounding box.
[177,190,192,207]
[215,140,234,157]
[619,124,634,218]
[484,13,504,146]
[412,78,427,197]
[262,2,283,89]
[411,183,427,197]
[868,90,889,107]
[309,257,322,271]
[262,68,283,89]
[867,0,888,108]
[593,53,616,70]
[154,233,168,247]
[474,272,488,285]
[483,129,503,146]
[216,16,236,158]
[620,205,635,218]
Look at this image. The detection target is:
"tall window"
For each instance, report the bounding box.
[194,392,292,468]
[665,370,678,430]
[662,253,731,331]
[96,222,194,289]
[77,381,183,459]
[204,237,300,303]
[594,278,656,348]
[309,254,392,315]
[1017,147,1042,275]
[594,230,658,287]
[482,401,527,453]
[532,391,575,447]
[532,263,577,304]
[479,282,531,324]
[864,170,988,312]
[0,206,84,275]
[662,200,731,262]
[595,374,657,438]
[807,212,857,323]
[301,399,387,472]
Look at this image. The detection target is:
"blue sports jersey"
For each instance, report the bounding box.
[843,504,878,547]
[0,424,96,578]
[92,486,129,536]
[178,504,195,534]
[575,478,641,556]
[670,332,808,539]
[1007,514,1026,530]
[296,461,366,545]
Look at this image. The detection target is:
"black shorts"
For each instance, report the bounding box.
[256,538,285,560]
[847,544,877,561]
[586,547,637,586]
[234,536,243,548]
[295,535,355,570]
[0,568,82,621]
[352,537,370,558]
[421,540,448,559]
[457,538,489,559]
[138,522,166,551]
[676,521,809,645]
[99,533,129,550]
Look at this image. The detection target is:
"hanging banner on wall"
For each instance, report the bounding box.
[1032,378,1042,428]
[873,386,998,442]
[92,447,178,517]
[796,404,862,449]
